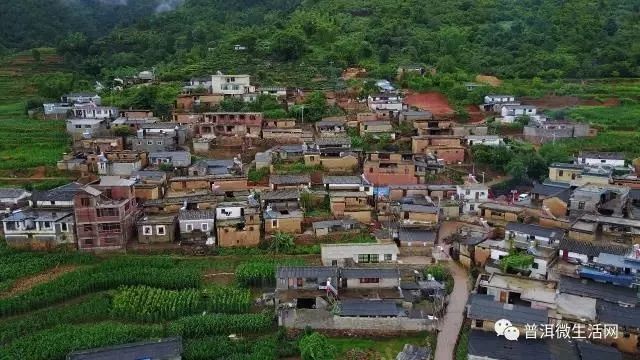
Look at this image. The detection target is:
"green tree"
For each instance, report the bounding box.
[269,232,295,253]
[506,157,527,181]
[31,48,41,62]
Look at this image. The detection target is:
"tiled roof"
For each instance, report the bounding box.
[178,210,216,220]
[261,189,300,201]
[33,182,83,202]
[3,209,72,222]
[468,330,550,360]
[340,268,400,279]
[339,299,402,317]
[323,176,366,185]
[597,300,640,328]
[467,294,548,325]
[312,219,359,230]
[579,151,624,160]
[0,188,29,199]
[559,238,629,257]
[269,174,310,185]
[401,204,439,213]
[558,276,638,305]
[315,137,351,146]
[276,266,338,279]
[398,228,437,243]
[505,222,564,241]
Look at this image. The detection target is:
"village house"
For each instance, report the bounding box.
[304,139,359,173]
[367,93,406,117]
[363,152,417,187]
[547,163,585,184]
[43,102,73,119]
[323,176,372,195]
[577,151,625,167]
[396,227,436,256]
[476,272,558,309]
[119,109,154,119]
[273,144,306,162]
[359,120,395,139]
[315,118,347,137]
[340,267,401,289]
[137,214,177,244]
[568,213,640,245]
[568,184,630,218]
[523,120,594,144]
[558,237,630,265]
[312,219,361,237]
[90,151,147,177]
[329,191,373,223]
[66,118,108,139]
[175,93,224,112]
[320,243,399,266]
[262,118,303,141]
[77,137,124,153]
[456,184,489,213]
[2,209,75,249]
[269,175,311,191]
[258,86,288,98]
[451,226,490,267]
[178,210,216,244]
[196,112,263,138]
[388,184,428,201]
[142,194,217,214]
[480,94,517,112]
[111,117,158,131]
[464,135,505,147]
[130,170,167,201]
[530,181,571,206]
[0,188,31,208]
[148,151,192,168]
[188,159,242,177]
[131,130,178,153]
[261,189,300,211]
[62,92,101,105]
[498,104,538,123]
[478,202,525,226]
[400,203,439,226]
[73,104,118,120]
[264,208,304,234]
[215,200,260,247]
[401,110,453,136]
[412,135,465,164]
[73,177,140,251]
[467,293,548,334]
[31,182,83,209]
[210,73,254,95]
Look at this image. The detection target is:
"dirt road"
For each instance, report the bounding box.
[434,261,470,360]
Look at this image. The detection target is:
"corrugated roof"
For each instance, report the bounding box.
[341,267,400,279]
[178,210,216,220]
[269,174,310,185]
[467,294,548,325]
[339,299,402,317]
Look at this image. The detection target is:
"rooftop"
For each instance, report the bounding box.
[597,300,640,328]
[559,238,629,257]
[0,188,30,199]
[339,299,403,317]
[137,214,177,225]
[341,267,400,279]
[578,213,640,227]
[558,276,638,305]
[149,151,191,162]
[98,176,136,187]
[401,204,439,214]
[67,337,182,360]
[178,210,216,221]
[67,118,105,125]
[480,273,557,304]
[467,294,548,325]
[264,209,303,219]
[269,174,311,185]
[479,202,525,213]
[312,219,359,230]
[398,228,437,243]
[579,151,625,160]
[3,209,72,222]
[261,189,300,201]
[505,222,564,242]
[467,329,549,360]
[33,182,83,202]
[276,266,338,279]
[315,137,351,146]
[323,175,367,185]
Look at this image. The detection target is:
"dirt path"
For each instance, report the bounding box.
[434,261,470,360]
[0,264,78,298]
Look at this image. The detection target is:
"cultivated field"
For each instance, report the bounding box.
[404,91,454,116]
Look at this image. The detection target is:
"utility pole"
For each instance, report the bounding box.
[301,105,305,123]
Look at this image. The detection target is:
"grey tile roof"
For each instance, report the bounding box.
[323,176,367,185]
[558,276,638,305]
[505,223,564,241]
[467,294,548,325]
[264,209,303,219]
[312,219,359,230]
[339,299,403,317]
[388,184,430,190]
[131,170,166,182]
[532,182,570,197]
[315,137,351,146]
[3,209,72,222]
[0,188,29,199]
[340,267,400,279]
[559,238,629,258]
[597,300,640,328]
[398,228,436,243]
[261,189,300,201]
[67,337,182,360]
[178,210,216,220]
[137,214,177,225]
[468,329,551,360]
[149,151,191,162]
[33,182,83,202]
[276,266,338,279]
[579,151,624,160]
[269,174,310,185]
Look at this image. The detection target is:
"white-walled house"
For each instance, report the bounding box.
[320,243,399,267]
[73,104,118,119]
[211,74,254,95]
[367,94,405,114]
[456,184,489,213]
[322,176,373,196]
[465,135,505,147]
[576,152,625,167]
[499,105,537,123]
[2,209,75,248]
[178,210,215,244]
[484,95,516,104]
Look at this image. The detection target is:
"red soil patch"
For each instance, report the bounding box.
[30,166,46,179]
[404,92,454,115]
[0,264,78,298]
[466,105,484,123]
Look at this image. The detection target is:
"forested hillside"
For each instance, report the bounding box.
[49,0,640,83]
[0,0,182,52]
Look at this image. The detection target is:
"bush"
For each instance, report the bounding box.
[248,167,269,182]
[424,265,454,294]
[299,332,337,360]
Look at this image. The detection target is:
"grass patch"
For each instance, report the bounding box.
[0,118,69,170]
[568,104,640,131]
[539,131,640,161]
[455,321,470,360]
[328,332,435,359]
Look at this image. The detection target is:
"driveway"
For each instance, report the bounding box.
[434,261,470,360]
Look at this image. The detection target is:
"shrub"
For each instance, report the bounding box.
[299,332,337,360]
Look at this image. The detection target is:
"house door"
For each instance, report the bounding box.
[341,278,347,288]
[562,250,568,261]
[499,291,508,303]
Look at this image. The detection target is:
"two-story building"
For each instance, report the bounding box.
[315,118,347,137]
[148,151,192,168]
[210,73,253,95]
[576,151,625,167]
[329,191,373,223]
[456,184,489,213]
[320,243,399,266]
[137,214,178,244]
[363,152,416,187]
[2,209,75,249]
[359,121,395,139]
[215,201,260,247]
[269,175,311,191]
[178,210,216,244]
[499,104,537,123]
[412,135,465,164]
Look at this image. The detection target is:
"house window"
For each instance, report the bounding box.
[370,254,379,263]
[143,226,153,235]
[156,225,166,235]
[147,141,153,145]
[331,260,338,266]
[201,223,209,231]
[85,239,93,246]
[81,198,91,207]
[359,278,380,284]
[384,254,392,261]
[42,221,51,229]
[83,224,92,232]
[97,208,118,217]
[61,223,68,232]
[578,202,585,210]
[358,254,369,263]
[475,320,484,328]
[532,262,539,269]
[75,125,82,129]
[469,204,475,211]
[272,220,278,228]
[186,224,193,232]
[558,170,564,177]
[465,190,471,195]
[157,141,163,145]
[101,223,121,232]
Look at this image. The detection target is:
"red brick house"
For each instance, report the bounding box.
[73,177,140,250]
